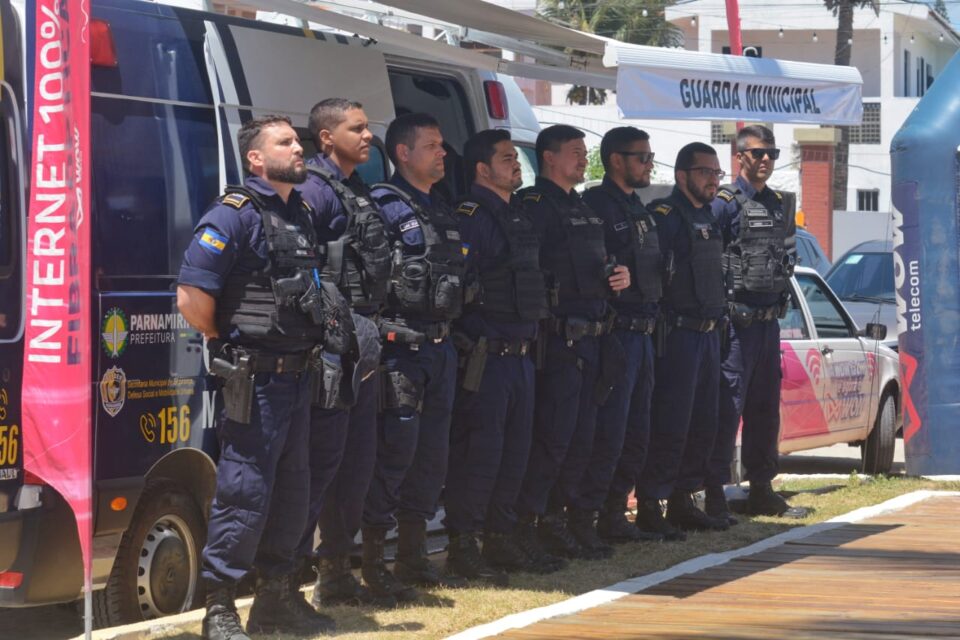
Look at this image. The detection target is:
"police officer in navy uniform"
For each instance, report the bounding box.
[580,127,664,544]
[515,125,631,562]
[362,113,467,600]
[444,129,556,583]
[296,99,395,608]
[177,115,348,640]
[707,125,796,521]
[635,142,730,540]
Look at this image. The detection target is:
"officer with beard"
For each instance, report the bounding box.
[635,142,730,540]
[178,115,345,640]
[580,127,665,544]
[706,125,796,521]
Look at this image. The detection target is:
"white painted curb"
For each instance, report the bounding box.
[445,489,960,640]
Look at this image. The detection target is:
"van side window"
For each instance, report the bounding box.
[356,145,387,185]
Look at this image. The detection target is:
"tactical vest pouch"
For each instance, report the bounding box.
[381,369,423,414]
[311,353,345,410]
[320,281,356,356]
[210,354,254,424]
[395,261,429,309]
[432,273,463,317]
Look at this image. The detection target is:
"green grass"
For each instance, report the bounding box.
[160,477,960,640]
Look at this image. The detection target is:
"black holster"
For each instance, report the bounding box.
[381,369,423,413]
[311,352,344,410]
[461,336,488,393]
[210,353,254,424]
[594,333,626,406]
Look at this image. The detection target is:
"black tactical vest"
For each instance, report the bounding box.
[215,186,329,346]
[456,199,549,323]
[522,187,608,309]
[654,199,726,317]
[588,182,662,306]
[307,166,392,311]
[718,185,794,296]
[373,183,466,321]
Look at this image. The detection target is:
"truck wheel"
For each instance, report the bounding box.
[93,481,205,627]
[861,393,896,475]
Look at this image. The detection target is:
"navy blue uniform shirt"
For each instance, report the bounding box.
[582,176,659,320]
[178,175,314,350]
[523,177,607,322]
[454,184,537,341]
[297,153,355,243]
[711,175,783,307]
[654,186,724,319]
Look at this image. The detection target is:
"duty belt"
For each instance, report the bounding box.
[729,302,782,327]
[486,338,532,357]
[749,303,782,322]
[420,321,451,342]
[549,316,609,341]
[613,315,657,335]
[673,315,722,333]
[220,347,313,373]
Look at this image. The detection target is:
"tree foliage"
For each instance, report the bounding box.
[934,0,949,21]
[537,0,683,105]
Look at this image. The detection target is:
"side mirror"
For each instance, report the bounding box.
[863,323,887,341]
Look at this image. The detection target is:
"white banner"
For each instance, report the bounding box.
[616,65,863,125]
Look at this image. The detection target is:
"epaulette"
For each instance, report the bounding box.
[456,201,480,216]
[301,200,313,213]
[522,192,543,203]
[222,192,250,209]
[716,189,735,203]
[653,203,673,216]
[774,191,783,201]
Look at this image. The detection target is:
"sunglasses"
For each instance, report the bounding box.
[742,148,780,160]
[618,151,656,163]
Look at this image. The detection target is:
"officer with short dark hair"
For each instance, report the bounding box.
[636,142,730,540]
[580,127,664,544]
[515,124,631,563]
[177,115,349,640]
[296,98,395,608]
[361,113,467,600]
[707,124,796,520]
[443,129,555,583]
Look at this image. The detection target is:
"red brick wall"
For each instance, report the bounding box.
[799,144,835,258]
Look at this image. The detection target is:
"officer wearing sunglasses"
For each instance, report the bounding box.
[707,124,797,523]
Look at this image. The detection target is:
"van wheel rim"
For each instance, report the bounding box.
[135,514,197,619]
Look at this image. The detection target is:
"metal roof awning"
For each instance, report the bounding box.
[605,41,864,125]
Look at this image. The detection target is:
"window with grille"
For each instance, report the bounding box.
[849,103,881,144]
[857,189,880,212]
[711,122,733,145]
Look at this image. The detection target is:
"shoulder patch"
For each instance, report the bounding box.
[222,192,250,209]
[716,190,735,203]
[653,203,673,216]
[523,192,543,203]
[456,201,480,216]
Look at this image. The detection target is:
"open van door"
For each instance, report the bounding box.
[202,19,395,184]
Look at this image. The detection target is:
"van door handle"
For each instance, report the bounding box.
[821,345,834,356]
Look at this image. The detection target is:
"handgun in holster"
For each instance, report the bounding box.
[210,351,254,424]
[379,318,426,345]
[778,289,792,319]
[309,348,344,410]
[273,270,324,325]
[461,336,488,393]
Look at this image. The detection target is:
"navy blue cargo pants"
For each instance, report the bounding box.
[363,339,457,529]
[202,370,312,586]
[444,352,536,535]
[638,326,720,500]
[576,330,655,509]
[517,334,600,516]
[298,372,380,559]
[708,318,782,487]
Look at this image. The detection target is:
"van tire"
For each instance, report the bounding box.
[93,481,205,628]
[861,393,896,475]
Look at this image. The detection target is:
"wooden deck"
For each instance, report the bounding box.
[497,496,960,639]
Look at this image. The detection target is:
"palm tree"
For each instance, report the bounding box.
[823,0,878,210]
[537,0,682,105]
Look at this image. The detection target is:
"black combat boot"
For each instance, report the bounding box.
[246,572,335,636]
[201,584,250,640]
[537,511,584,559]
[747,481,790,516]
[313,555,397,608]
[705,484,739,526]
[635,496,686,541]
[482,532,551,574]
[598,495,664,542]
[514,517,566,573]
[360,527,419,603]
[394,519,467,588]
[446,532,509,586]
[666,490,729,532]
[567,509,615,559]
